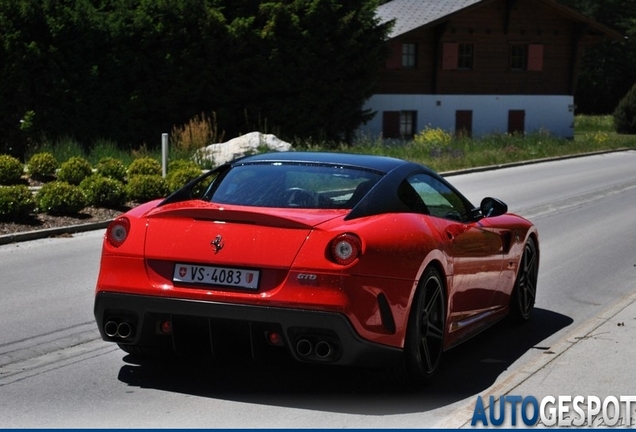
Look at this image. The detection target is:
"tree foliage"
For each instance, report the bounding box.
[557,0,636,114]
[0,0,389,157]
[613,83,636,133]
[6,0,631,154]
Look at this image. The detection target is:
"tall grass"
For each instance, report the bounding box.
[20,115,636,173]
[574,114,614,132]
[299,116,635,172]
[89,139,136,166]
[169,112,222,167]
[32,136,85,162]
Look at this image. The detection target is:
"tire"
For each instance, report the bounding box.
[509,237,539,323]
[403,267,446,386]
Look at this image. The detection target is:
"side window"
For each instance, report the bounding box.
[400,110,417,137]
[510,44,528,71]
[406,173,470,221]
[458,43,474,70]
[402,43,417,68]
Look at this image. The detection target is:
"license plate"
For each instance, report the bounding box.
[173,263,260,290]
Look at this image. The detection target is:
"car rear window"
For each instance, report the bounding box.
[210,163,381,209]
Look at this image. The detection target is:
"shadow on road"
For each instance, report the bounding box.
[117,308,572,415]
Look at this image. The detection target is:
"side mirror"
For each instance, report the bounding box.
[480,197,508,218]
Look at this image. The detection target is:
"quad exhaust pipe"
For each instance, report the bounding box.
[295,337,336,360]
[296,339,313,357]
[104,319,134,340]
[315,340,332,359]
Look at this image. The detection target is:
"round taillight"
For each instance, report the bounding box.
[106,217,130,247]
[329,233,362,265]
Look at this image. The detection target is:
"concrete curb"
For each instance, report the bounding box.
[0,220,112,245]
[437,290,636,428]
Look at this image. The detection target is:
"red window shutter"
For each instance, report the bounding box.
[442,43,458,70]
[508,110,525,134]
[386,41,402,69]
[455,110,473,137]
[382,111,400,138]
[528,44,544,71]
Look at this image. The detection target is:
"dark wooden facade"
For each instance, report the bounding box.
[376,0,616,97]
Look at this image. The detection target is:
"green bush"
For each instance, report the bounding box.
[57,156,93,185]
[126,175,169,203]
[168,159,199,172]
[613,84,636,134]
[80,175,127,208]
[167,164,203,192]
[27,152,58,181]
[36,181,87,215]
[96,157,127,182]
[128,157,162,176]
[0,185,36,221]
[0,154,24,185]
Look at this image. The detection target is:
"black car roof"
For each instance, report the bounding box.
[233,151,427,174]
[232,152,452,220]
[161,151,457,220]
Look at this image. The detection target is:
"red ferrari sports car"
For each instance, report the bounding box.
[94,152,539,384]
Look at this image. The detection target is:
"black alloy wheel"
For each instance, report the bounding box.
[404,267,446,385]
[510,237,539,323]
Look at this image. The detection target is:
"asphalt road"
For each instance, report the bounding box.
[0,150,634,428]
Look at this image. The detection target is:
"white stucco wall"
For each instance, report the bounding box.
[358,94,575,139]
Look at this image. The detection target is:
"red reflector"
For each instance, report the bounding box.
[160,320,172,335]
[267,331,282,346]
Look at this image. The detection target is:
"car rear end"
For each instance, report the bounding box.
[94,159,411,367]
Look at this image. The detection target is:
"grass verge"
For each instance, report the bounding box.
[24,115,636,173]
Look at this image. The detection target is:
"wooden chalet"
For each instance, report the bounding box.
[358,0,622,139]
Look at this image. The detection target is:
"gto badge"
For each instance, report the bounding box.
[297,273,318,285]
[211,235,224,254]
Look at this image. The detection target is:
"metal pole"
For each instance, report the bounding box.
[161,133,168,177]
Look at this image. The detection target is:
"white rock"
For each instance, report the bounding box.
[198,132,292,166]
